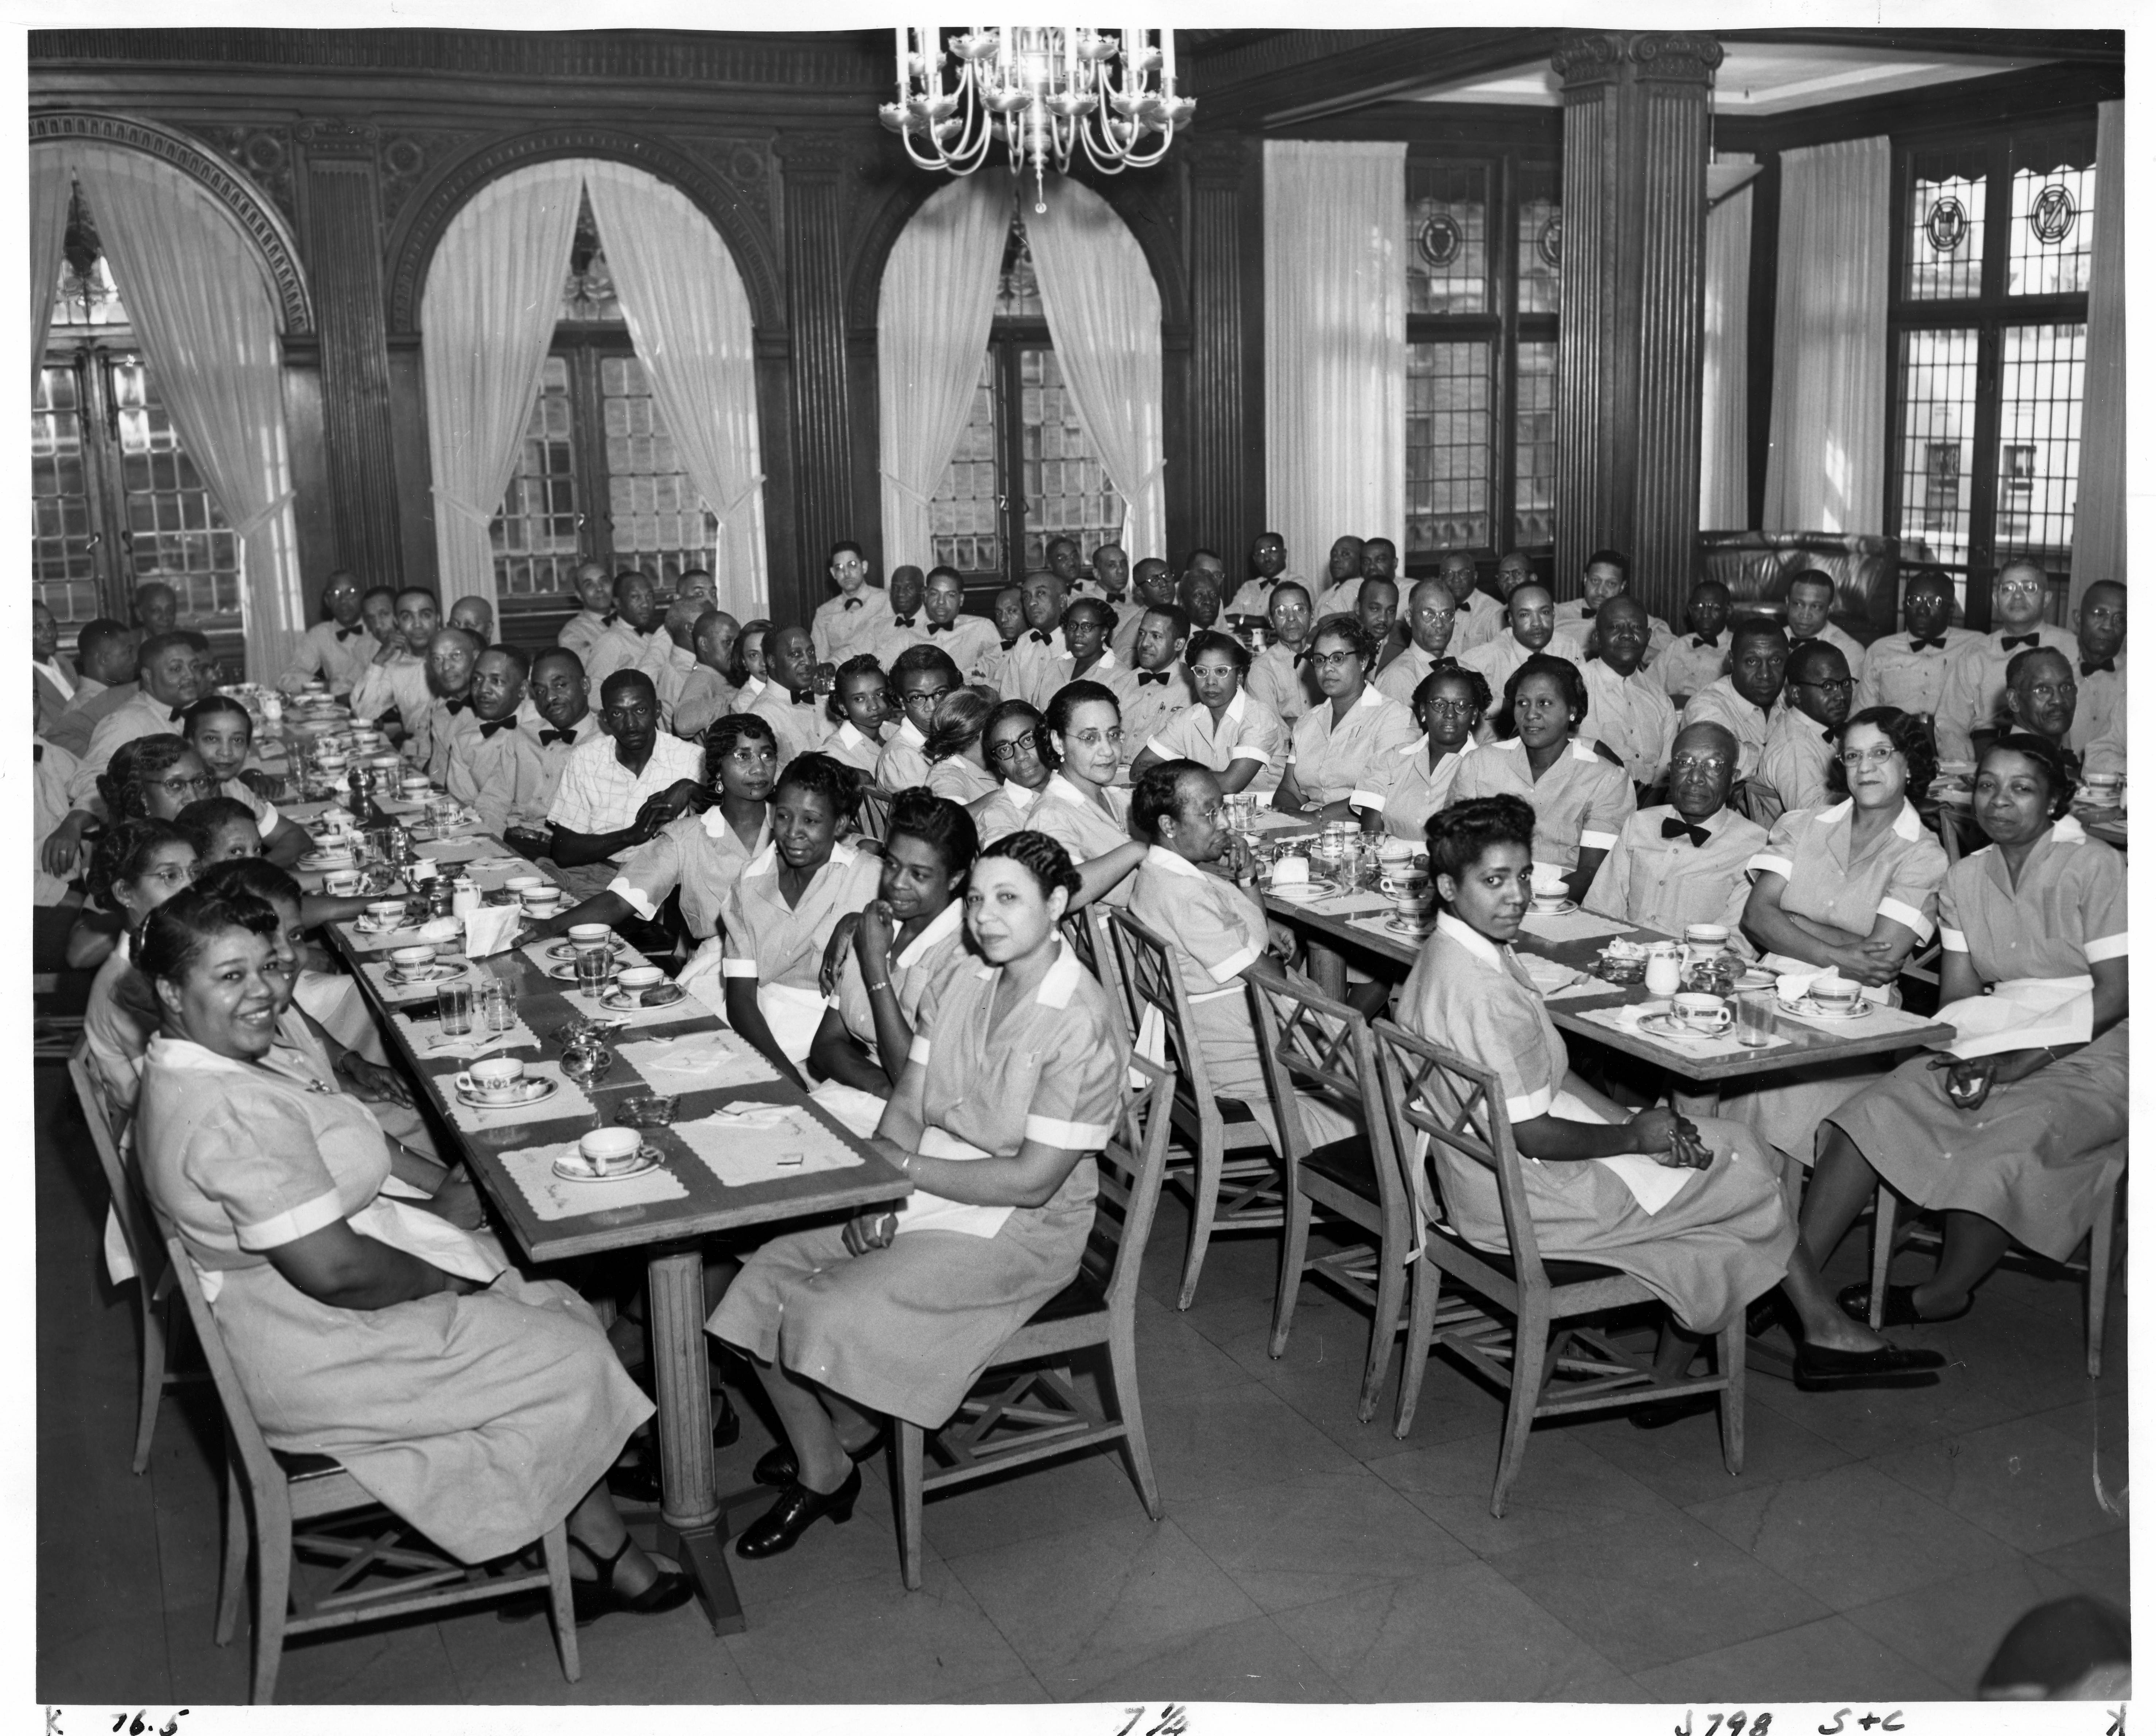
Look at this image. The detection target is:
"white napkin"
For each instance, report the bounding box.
[1545,1090,1697,1216]
[461,903,526,960]
[1513,951,1592,997]
[496,1139,690,1220]
[394,1008,541,1060]
[615,1030,782,1091]
[671,1102,866,1187]
[1518,907,1638,943]
[1935,975,2094,1060]
[1759,957,1891,1008]
[346,1197,507,1284]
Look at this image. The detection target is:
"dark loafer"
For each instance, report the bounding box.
[1835,1281,1974,1328]
[1792,1340,1946,1391]
[734,1465,862,1559]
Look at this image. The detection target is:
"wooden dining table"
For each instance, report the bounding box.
[296,797,911,1637]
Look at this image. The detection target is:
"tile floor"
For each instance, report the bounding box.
[37,1063,2128,1704]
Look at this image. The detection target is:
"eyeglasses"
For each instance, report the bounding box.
[1998,579,2046,597]
[158,774,214,796]
[1425,698,1477,717]
[1307,649,1361,671]
[1067,727,1124,749]
[1799,676,1856,693]
[1838,746,1902,768]
[1671,755,1731,775]
[904,686,954,708]
[987,731,1042,763]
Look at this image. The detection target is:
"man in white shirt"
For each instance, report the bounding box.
[35,739,84,904]
[1358,576,1406,678]
[1310,535,1367,617]
[1657,579,1737,707]
[745,625,833,770]
[73,631,205,802]
[1375,579,1459,706]
[1458,582,1585,716]
[1442,551,1506,656]
[545,669,705,897]
[1110,561,1174,667]
[672,611,741,741]
[276,570,377,697]
[997,570,1071,708]
[2066,579,2126,758]
[978,584,1027,687]
[1755,638,1852,822]
[1579,597,1678,789]
[31,601,75,735]
[1680,619,1790,782]
[445,645,552,832]
[876,645,960,790]
[1246,581,1317,725]
[1073,542,1132,610]
[350,586,439,733]
[1584,721,1768,947]
[447,593,493,643]
[810,540,893,668]
[1552,548,1675,668]
[1852,567,1979,720]
[874,565,931,665]
[1178,562,1226,635]
[918,566,1000,683]
[1932,558,2079,765]
[1781,569,1870,686]
[1045,536,1089,596]
[40,617,137,757]
[1121,604,1195,762]
[556,561,617,662]
[1225,530,1304,623]
[407,627,485,786]
[515,647,596,843]
[583,569,676,694]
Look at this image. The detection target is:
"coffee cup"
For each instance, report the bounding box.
[316,752,348,775]
[1271,854,1310,889]
[1529,890,1568,914]
[569,922,612,952]
[503,874,543,896]
[1672,991,1733,1034]
[2081,772,2123,804]
[389,944,437,972]
[457,1057,527,1101]
[579,1127,644,1175]
[1810,979,1863,1016]
[615,965,664,994]
[521,888,563,913]
[1683,923,1729,951]
[399,775,433,799]
[364,899,407,926]
[324,869,364,896]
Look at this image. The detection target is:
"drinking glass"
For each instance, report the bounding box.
[1734,989,1776,1048]
[480,976,519,1033]
[438,981,475,1036]
[576,947,614,999]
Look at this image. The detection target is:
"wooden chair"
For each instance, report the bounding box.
[34,972,87,1063]
[69,1054,198,1474]
[1063,900,1133,1043]
[1372,1018,1745,1516]
[1252,972,1414,1423]
[1935,805,1963,867]
[158,1224,580,1703]
[853,783,896,845]
[891,1053,1175,1589]
[1866,1152,2126,1378]
[1105,906,1283,1309]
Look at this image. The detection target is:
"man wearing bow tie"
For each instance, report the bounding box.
[30,601,75,736]
[407,626,486,784]
[916,565,1000,683]
[810,539,893,666]
[672,610,741,741]
[1853,567,1979,721]
[1119,603,1195,763]
[1779,569,1869,684]
[72,631,206,805]
[583,568,677,694]
[2066,579,2126,757]
[1585,720,1767,946]
[745,624,833,771]
[996,570,1071,708]
[517,648,595,838]
[39,617,139,757]
[448,593,494,643]
[350,586,438,736]
[1655,580,1734,707]
[1440,550,1507,656]
[1109,559,1174,666]
[873,564,932,664]
[556,560,618,662]
[1757,639,1854,822]
[275,569,378,697]
[446,644,551,831]
[1932,559,2078,764]
[1579,595,1678,789]
[1551,548,1675,669]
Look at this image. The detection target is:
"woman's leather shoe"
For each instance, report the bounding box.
[734,1465,862,1558]
[753,1434,880,1489]
[1835,1281,1973,1328]
[1792,1340,1946,1391]
[569,1535,696,1625]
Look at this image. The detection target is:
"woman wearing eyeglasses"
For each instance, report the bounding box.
[1130,629,1287,797]
[1359,664,1490,840]
[973,700,1054,843]
[1028,679,1148,908]
[81,817,199,1137]
[1271,614,1419,823]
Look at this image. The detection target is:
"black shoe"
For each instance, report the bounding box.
[1835,1281,1974,1328]
[1628,1394,1719,1430]
[753,1434,881,1489]
[734,1465,862,1559]
[608,1396,740,1505]
[569,1534,697,1626]
[1744,1293,1786,1338]
[1792,1340,1946,1392]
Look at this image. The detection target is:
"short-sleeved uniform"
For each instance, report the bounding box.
[710,939,1127,1426]
[1286,684,1420,807]
[997,631,1066,710]
[83,934,158,1134]
[1553,600,1676,667]
[826,897,971,1070]
[924,616,1004,686]
[349,654,429,729]
[973,778,1044,844]
[1449,588,1507,656]
[75,689,186,803]
[136,1036,648,1564]
[445,719,552,833]
[671,666,737,741]
[610,805,771,941]
[822,720,884,778]
[35,741,82,902]
[409,695,479,787]
[2068,652,2126,754]
[1140,689,1288,795]
[1827,817,2128,1260]
[555,608,613,663]
[874,718,932,791]
[43,678,132,760]
[718,839,884,1062]
[1755,708,1838,821]
[1656,633,1730,706]
[1373,642,1451,709]
[1117,665,1193,763]
[1855,626,1983,718]
[1579,658,1678,787]
[1583,804,1767,945]
[581,620,678,698]
[1246,644,1316,725]
[1363,738,1474,840]
[1787,623,1869,684]
[1398,915,1794,1333]
[927,754,1001,806]
[1225,571,1308,620]
[1031,774,1139,905]
[1128,846,1270,1098]
[1451,736,1636,873]
[811,585,896,668]
[215,774,281,838]
[1456,632,1586,718]
[1679,678,1784,782]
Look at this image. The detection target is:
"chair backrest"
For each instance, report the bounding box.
[1073,1053,1176,1315]
[854,784,895,845]
[1062,901,1133,1040]
[157,1217,290,1506]
[68,1054,164,1295]
[1248,970,1405,1226]
[1369,1017,1557,1293]
[1102,904,1220,1113]
[1935,805,1963,868]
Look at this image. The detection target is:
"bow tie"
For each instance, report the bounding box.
[538,725,578,746]
[892,615,915,628]
[926,622,953,635]
[441,697,470,716]
[791,689,815,705]
[1029,630,1053,645]
[1690,633,1721,650]
[1000,637,1018,651]
[632,621,659,636]
[843,597,862,612]
[167,704,187,722]
[2001,633,2040,651]
[2082,657,2116,677]
[1660,817,1712,848]
[1135,669,1173,687]
[478,717,517,739]
[1909,636,1946,652]
[334,625,364,642]
[1820,724,1838,742]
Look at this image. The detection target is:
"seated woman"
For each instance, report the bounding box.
[923,689,1002,807]
[973,701,1052,842]
[709,832,1129,1556]
[1358,663,1489,840]
[134,886,687,1615]
[62,737,217,971]
[678,752,883,1084]
[1799,735,2127,1325]
[1028,680,1147,909]
[1131,629,1288,797]
[1397,795,1940,1393]
[175,795,265,867]
[527,713,778,951]
[81,817,198,1137]
[808,790,977,1135]
[182,694,310,867]
[1272,614,1418,824]
[1727,707,1948,1167]
[821,654,889,779]
[1451,654,1635,905]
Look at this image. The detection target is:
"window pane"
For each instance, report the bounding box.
[996,219,1043,319]
[929,352,1005,576]
[30,361,102,624]
[1512,338,1557,550]
[492,354,583,596]
[1406,163,1486,315]
[110,358,239,623]
[1994,321,2085,575]
[1017,348,1124,570]
[2009,150,2096,297]
[560,193,627,325]
[600,352,719,584]
[1517,164,1562,316]
[1906,145,1986,301]
[1894,327,1979,569]
[1404,340,1490,553]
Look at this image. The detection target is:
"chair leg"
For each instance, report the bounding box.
[894,1421,926,1592]
[132,1287,168,1475]
[1393,1258,1441,1441]
[215,1457,248,1647]
[251,1501,292,1705]
[1268,1182,1312,1358]
[1715,1316,1746,1477]
[2085,1183,2119,1380]
[540,1520,580,1683]
[1176,1124,1226,1310]
[1100,1321,1163,1520]
[1490,1302,1550,1519]
[1868,1185,1899,1330]
[1778,1151,1806,1218]
[1357,1241,1407,1426]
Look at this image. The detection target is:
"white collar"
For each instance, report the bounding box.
[1435,910,1505,970]
[1219,688,1247,725]
[743,837,858,880]
[893,716,926,751]
[1001,780,1044,813]
[1355,683,1385,712]
[1568,737,1601,763]
[2050,814,2089,845]
[1045,771,1093,807]
[741,675,767,698]
[1816,797,1923,840]
[145,1033,257,1076]
[968,934,1086,1010]
[1145,844,1205,880]
[700,803,770,849]
[895,896,964,966]
[835,719,872,752]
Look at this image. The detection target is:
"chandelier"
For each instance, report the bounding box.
[880,27,1195,210]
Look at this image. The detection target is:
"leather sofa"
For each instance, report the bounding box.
[1696,531,1908,646]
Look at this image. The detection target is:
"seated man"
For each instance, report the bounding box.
[875,644,961,791]
[40,616,139,757]
[1997,647,2084,779]
[74,629,205,802]
[1176,563,1225,634]
[1680,619,1790,783]
[1442,550,1507,656]
[1579,596,1678,790]
[32,601,75,735]
[1246,581,1316,725]
[874,565,931,664]
[648,593,706,726]
[1044,535,1087,596]
[350,586,438,735]
[1357,576,1405,674]
[1225,530,1300,623]
[1077,541,1132,610]
[1458,581,1585,716]
[1310,535,1366,617]
[2066,578,2126,760]
[672,609,740,741]
[582,569,675,694]
[1932,559,2079,765]
[544,670,705,900]
[744,624,833,770]
[919,564,1000,684]
[809,540,893,669]
[1110,560,1174,666]
[1375,578,1458,706]
[997,570,1071,708]
[1585,721,1770,948]
[516,647,593,846]
[445,646,552,832]
[1781,569,1870,686]
[406,626,484,787]
[1656,579,1734,706]
[1755,638,1853,822]
[555,559,616,661]
[1552,548,1674,667]
[35,737,85,908]
[447,594,493,642]
[277,569,377,697]
[132,580,178,642]
[1854,566,1978,721]
[1121,603,1195,763]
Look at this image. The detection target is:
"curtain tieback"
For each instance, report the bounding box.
[431,489,501,533]
[880,469,938,509]
[226,489,297,541]
[709,472,765,526]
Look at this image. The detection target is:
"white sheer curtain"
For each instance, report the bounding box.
[2071,100,2124,611]
[1699,183,1752,530]
[1763,137,1889,535]
[30,147,70,381]
[1263,141,1406,576]
[876,175,1006,573]
[420,161,584,611]
[583,159,769,620]
[1027,175,1166,561]
[71,142,307,681]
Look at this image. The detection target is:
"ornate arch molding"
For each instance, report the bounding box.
[30,109,315,334]
[385,127,783,334]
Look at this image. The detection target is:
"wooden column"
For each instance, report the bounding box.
[1551,32,1720,624]
[1184,135,1262,564]
[295,120,404,591]
[774,135,858,626]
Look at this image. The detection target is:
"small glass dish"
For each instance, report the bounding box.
[615,1093,681,1130]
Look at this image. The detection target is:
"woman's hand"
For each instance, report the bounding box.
[841,1207,900,1256]
[1627,1107,1712,1170]
[425,1172,488,1231]
[1831,939,1904,989]
[1928,1046,2053,1112]
[819,912,864,997]
[337,1054,415,1109]
[855,900,897,975]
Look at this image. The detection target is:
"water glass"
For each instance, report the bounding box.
[1734,989,1777,1048]
[438,981,475,1036]
[479,976,519,1033]
[576,946,614,999]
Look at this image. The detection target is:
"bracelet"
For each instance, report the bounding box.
[865,979,891,994]
[897,1151,912,1174]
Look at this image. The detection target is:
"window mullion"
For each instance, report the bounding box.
[571,344,611,569]
[75,348,131,621]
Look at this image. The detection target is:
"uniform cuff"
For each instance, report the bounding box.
[1207,942,1262,984]
[1876,897,1934,941]
[1504,1085,1553,1122]
[606,876,659,921]
[907,1034,933,1064]
[2086,931,2129,963]
[720,958,759,979]
[1579,828,1618,852]
[1939,926,1969,953]
[1349,787,1386,810]
[235,1189,345,1251]
[1024,1113,1114,1148]
[1229,746,1272,766]
[1747,852,1794,879]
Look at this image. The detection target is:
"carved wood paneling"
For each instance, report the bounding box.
[1187,138,1251,563]
[775,134,859,624]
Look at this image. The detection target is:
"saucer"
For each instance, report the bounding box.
[1268,882,1323,903]
[552,1145,662,1183]
[300,852,357,872]
[388,961,467,987]
[549,960,619,984]
[455,1076,559,1110]
[1797,999,1871,1022]
[1525,899,1579,918]
[546,937,627,963]
[1639,1012,1729,1043]
[600,983,688,1011]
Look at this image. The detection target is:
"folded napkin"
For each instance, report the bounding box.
[392,1010,542,1062]
[1513,951,1592,997]
[1935,975,2093,1060]
[496,1138,689,1220]
[1299,889,1395,916]
[346,1197,508,1283]
[1519,907,1636,943]
[416,836,490,864]
[1575,1001,1789,1060]
[461,903,526,960]
[440,1058,597,1133]
[615,1029,782,1091]
[671,1102,865,1187]
[1249,811,1315,833]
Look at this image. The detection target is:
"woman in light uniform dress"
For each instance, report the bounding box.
[1360,664,1489,840]
[1272,615,1419,821]
[1028,679,1148,908]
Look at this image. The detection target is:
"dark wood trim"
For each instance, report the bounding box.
[1714,62,2120,157]
[1190,29,1572,130]
[1273,101,1563,151]
[1715,27,2121,64]
[1744,153,1780,530]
